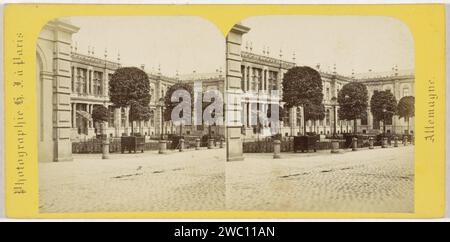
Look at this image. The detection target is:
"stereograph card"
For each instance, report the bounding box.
[1,3,447,219]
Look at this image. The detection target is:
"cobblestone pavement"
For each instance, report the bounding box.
[226,146,414,213]
[40,146,414,213]
[39,148,226,213]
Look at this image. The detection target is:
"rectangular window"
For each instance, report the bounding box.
[282,107,290,126]
[121,108,126,128]
[94,71,104,96]
[258,69,263,91]
[269,71,278,91]
[108,106,115,128]
[76,68,87,94]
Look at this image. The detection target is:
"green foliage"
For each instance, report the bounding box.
[337,82,369,121]
[397,96,415,120]
[164,82,194,121]
[282,66,324,109]
[370,90,397,123]
[109,67,151,108]
[91,105,109,124]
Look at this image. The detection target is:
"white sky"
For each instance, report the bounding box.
[68,16,225,77]
[67,15,413,77]
[242,15,414,75]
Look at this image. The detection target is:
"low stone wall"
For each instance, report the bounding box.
[243,139,346,153]
[72,138,173,154]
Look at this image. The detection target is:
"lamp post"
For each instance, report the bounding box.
[382,106,387,135]
[344,94,350,133]
[158,97,167,154]
[331,97,338,138]
[158,98,165,140]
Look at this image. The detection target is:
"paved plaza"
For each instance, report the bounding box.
[39,149,226,213]
[227,146,414,213]
[39,146,414,213]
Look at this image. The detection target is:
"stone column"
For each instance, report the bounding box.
[247,67,251,91]
[72,103,77,128]
[104,70,109,97]
[124,107,130,135]
[88,104,93,128]
[368,108,373,130]
[114,108,121,137]
[352,137,358,151]
[265,69,269,91]
[242,65,247,91]
[88,69,93,95]
[226,23,250,161]
[246,103,251,127]
[46,20,79,162]
[273,140,281,159]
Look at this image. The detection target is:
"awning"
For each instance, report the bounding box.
[76,110,92,121]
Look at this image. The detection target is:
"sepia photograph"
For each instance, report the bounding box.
[37,15,415,214]
[37,16,227,212]
[225,16,415,212]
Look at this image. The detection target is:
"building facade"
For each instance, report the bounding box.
[69,53,226,142]
[37,20,414,162]
[239,49,415,140]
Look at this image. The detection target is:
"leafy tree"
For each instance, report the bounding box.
[397,96,415,134]
[109,67,151,135]
[164,82,194,136]
[337,82,368,134]
[92,105,109,124]
[92,105,109,135]
[370,90,397,134]
[282,66,324,135]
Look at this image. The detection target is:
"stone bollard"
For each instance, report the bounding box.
[369,137,374,149]
[352,137,358,151]
[159,140,167,154]
[382,137,388,148]
[220,138,225,149]
[179,138,185,152]
[208,138,214,149]
[331,140,340,154]
[101,123,109,159]
[394,136,398,147]
[102,136,110,159]
[195,138,201,150]
[403,136,408,146]
[273,140,281,159]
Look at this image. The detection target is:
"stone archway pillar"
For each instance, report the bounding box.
[38,19,79,162]
[52,20,79,161]
[225,24,250,162]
